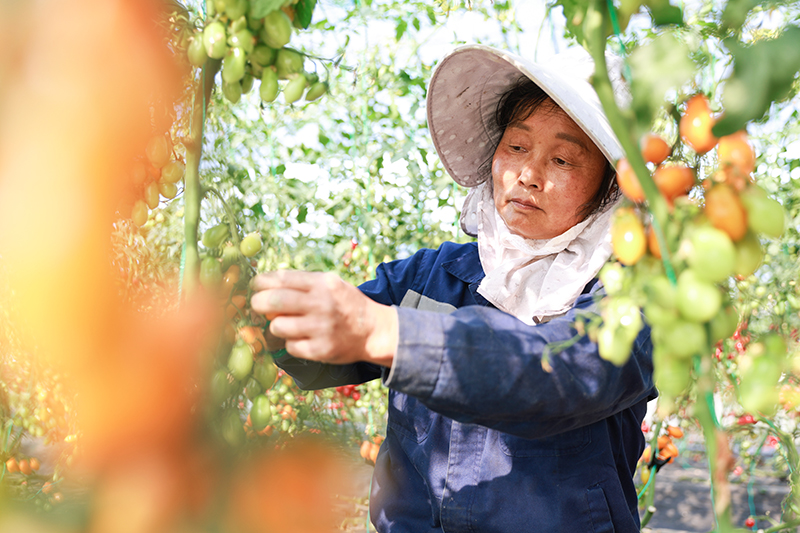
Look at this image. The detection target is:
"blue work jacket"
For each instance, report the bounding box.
[275,241,656,532]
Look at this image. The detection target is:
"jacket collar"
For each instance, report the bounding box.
[441,242,484,284]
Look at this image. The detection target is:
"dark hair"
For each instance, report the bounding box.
[486,76,620,220]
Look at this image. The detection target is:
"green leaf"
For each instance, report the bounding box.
[294,0,317,29]
[628,33,694,134]
[715,27,800,136]
[395,19,408,41]
[250,0,284,19]
[642,0,683,26]
[720,0,761,31]
[296,205,308,223]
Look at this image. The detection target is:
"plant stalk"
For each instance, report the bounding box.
[182,59,220,297]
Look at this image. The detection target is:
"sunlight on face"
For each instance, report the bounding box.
[491,101,607,240]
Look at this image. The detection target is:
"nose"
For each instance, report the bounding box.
[517,157,543,190]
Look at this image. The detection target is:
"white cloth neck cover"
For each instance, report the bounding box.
[460,180,618,325]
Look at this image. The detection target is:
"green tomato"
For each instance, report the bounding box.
[259,67,279,102]
[200,256,223,288]
[734,230,763,277]
[221,243,241,271]
[225,0,248,20]
[221,409,245,447]
[229,28,254,54]
[131,200,148,227]
[158,181,178,199]
[187,36,207,67]
[739,356,781,416]
[222,47,246,84]
[161,160,185,184]
[253,356,278,389]
[643,302,679,328]
[653,347,693,397]
[676,269,722,323]
[222,80,242,103]
[597,324,635,366]
[241,72,254,94]
[260,10,292,49]
[202,223,230,248]
[742,188,785,238]
[205,0,217,16]
[144,181,160,209]
[283,74,307,104]
[305,81,328,102]
[227,341,254,381]
[644,275,677,309]
[251,44,277,66]
[203,21,228,59]
[661,318,707,359]
[240,233,262,257]
[210,369,233,404]
[709,304,739,343]
[244,377,262,400]
[274,47,304,79]
[250,394,272,431]
[687,226,736,283]
[598,262,625,296]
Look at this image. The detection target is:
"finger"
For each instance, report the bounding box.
[250,270,324,292]
[285,337,330,362]
[250,288,312,318]
[269,315,330,341]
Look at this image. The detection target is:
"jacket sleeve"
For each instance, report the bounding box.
[272,249,434,390]
[384,284,655,439]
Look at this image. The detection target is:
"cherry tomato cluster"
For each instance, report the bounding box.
[597,93,789,416]
[123,132,186,228]
[638,424,685,484]
[188,0,328,105]
[359,434,384,466]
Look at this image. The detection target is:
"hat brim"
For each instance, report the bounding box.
[426,45,623,188]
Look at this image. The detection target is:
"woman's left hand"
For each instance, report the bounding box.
[250,270,398,368]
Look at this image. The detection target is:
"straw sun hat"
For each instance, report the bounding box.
[426,44,626,188]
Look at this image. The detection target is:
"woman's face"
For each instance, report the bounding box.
[491,101,607,240]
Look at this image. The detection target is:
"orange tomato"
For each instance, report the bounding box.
[646,224,662,259]
[717,130,755,189]
[29,457,40,471]
[653,164,696,201]
[42,481,54,494]
[666,425,684,439]
[680,94,718,154]
[640,446,652,464]
[222,264,241,294]
[662,441,680,460]
[359,440,371,460]
[19,459,32,476]
[5,458,19,474]
[611,208,647,266]
[368,443,380,464]
[657,435,671,450]
[616,158,646,203]
[641,133,671,165]
[705,184,748,241]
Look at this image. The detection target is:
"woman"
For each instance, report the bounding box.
[250,44,655,532]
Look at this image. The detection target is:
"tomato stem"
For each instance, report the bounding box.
[182,59,221,297]
[583,0,677,285]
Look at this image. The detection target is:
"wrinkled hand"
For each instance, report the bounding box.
[250,270,398,367]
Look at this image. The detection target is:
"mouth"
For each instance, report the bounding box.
[509,198,541,211]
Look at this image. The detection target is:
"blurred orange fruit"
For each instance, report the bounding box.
[680,94,718,154]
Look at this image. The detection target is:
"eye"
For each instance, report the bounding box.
[554,157,569,166]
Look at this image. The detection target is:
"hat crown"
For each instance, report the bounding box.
[427,44,625,188]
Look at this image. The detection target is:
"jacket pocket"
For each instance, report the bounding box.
[586,485,615,533]
[498,425,592,457]
[387,391,434,443]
